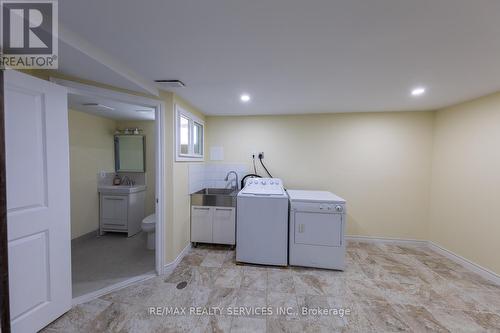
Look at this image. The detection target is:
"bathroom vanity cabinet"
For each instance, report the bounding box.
[191,206,236,246]
[98,186,146,237]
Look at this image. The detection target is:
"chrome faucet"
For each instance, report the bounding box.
[224,171,239,191]
[121,176,135,186]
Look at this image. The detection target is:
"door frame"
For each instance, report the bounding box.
[49,78,167,281]
[0,70,11,333]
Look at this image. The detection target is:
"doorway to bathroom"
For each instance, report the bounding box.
[51,78,166,302]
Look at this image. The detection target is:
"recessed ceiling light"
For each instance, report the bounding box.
[411,87,426,97]
[136,109,153,113]
[240,94,251,102]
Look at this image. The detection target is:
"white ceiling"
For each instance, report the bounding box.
[59,0,500,115]
[68,94,155,121]
[58,42,153,95]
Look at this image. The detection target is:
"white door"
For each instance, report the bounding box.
[191,206,213,243]
[4,70,71,332]
[212,207,235,245]
[294,211,342,247]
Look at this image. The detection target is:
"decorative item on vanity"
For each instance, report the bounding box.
[115,128,143,135]
[288,190,346,270]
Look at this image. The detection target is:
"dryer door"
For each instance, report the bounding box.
[294,211,342,247]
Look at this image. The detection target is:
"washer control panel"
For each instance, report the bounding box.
[240,178,284,195]
[245,178,282,187]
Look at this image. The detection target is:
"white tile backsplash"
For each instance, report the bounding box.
[97,172,115,186]
[209,146,224,161]
[188,163,250,194]
[188,163,206,193]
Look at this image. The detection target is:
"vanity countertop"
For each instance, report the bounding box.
[98,185,147,194]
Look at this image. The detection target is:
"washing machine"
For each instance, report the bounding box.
[288,190,346,270]
[236,178,289,266]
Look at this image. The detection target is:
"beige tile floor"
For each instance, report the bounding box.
[42,242,500,332]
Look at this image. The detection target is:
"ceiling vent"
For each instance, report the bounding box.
[82,103,115,110]
[154,79,186,88]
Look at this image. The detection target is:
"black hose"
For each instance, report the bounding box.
[252,155,257,174]
[259,157,273,178]
[241,174,262,189]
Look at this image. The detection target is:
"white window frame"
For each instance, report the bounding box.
[175,104,205,161]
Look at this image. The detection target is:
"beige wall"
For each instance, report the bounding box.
[68,109,116,239]
[30,70,500,277]
[169,94,206,262]
[116,120,156,216]
[207,112,434,240]
[430,92,500,275]
[158,91,176,264]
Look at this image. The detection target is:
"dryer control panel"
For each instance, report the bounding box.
[291,201,346,213]
[319,203,343,212]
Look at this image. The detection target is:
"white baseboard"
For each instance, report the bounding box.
[428,241,500,286]
[163,242,192,276]
[72,272,156,306]
[347,235,500,286]
[346,235,428,247]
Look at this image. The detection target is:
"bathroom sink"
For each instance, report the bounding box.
[98,185,147,194]
[191,188,237,207]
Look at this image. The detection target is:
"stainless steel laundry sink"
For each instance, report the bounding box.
[190,188,237,207]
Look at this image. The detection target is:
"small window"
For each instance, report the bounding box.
[193,122,203,155]
[176,105,204,161]
[179,115,190,155]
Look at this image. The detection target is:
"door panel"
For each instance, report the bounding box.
[8,231,49,319]
[294,211,342,247]
[191,206,213,243]
[102,218,128,228]
[236,196,289,266]
[5,70,71,333]
[213,207,235,245]
[5,88,47,212]
[101,195,128,220]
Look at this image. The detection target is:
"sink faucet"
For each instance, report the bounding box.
[224,171,239,191]
[121,176,135,186]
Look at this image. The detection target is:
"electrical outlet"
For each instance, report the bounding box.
[258,152,264,159]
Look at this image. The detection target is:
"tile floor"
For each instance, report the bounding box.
[44,242,500,332]
[72,232,155,297]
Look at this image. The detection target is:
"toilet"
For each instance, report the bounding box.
[141,214,156,250]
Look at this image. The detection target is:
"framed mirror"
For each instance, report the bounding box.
[114,135,145,172]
